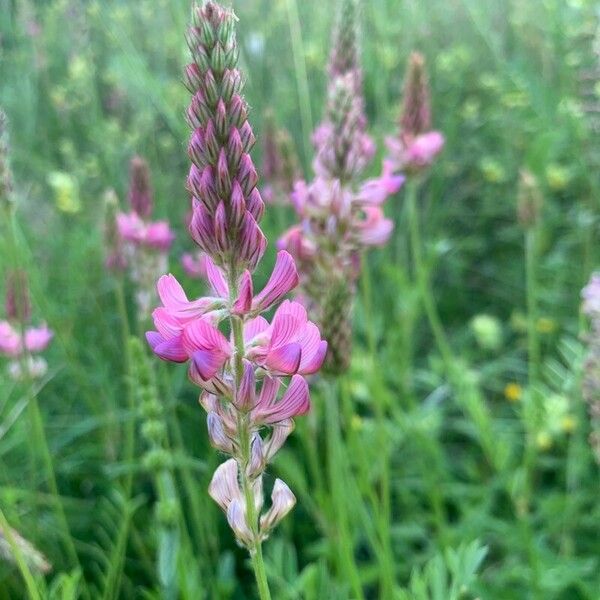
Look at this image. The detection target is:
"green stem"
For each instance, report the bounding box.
[406,180,454,371]
[0,508,42,600]
[285,0,314,166]
[228,270,272,600]
[325,377,365,600]
[406,180,451,546]
[114,279,136,498]
[523,226,541,596]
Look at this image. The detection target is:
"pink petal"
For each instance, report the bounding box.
[146,331,188,362]
[265,342,302,375]
[182,319,231,357]
[244,316,269,343]
[205,256,229,298]
[300,340,327,375]
[191,349,228,380]
[252,251,299,312]
[232,271,253,315]
[24,325,53,353]
[234,360,256,410]
[255,375,310,424]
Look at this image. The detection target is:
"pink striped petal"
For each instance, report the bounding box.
[254,375,310,424]
[244,316,269,343]
[205,256,229,298]
[232,270,253,315]
[300,340,328,375]
[265,342,302,375]
[182,318,231,357]
[146,331,188,362]
[252,251,299,312]
[191,349,228,380]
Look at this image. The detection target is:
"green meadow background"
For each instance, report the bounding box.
[0,0,599,598]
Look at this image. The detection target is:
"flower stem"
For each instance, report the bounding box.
[228,270,272,600]
[405,180,451,546]
[325,377,365,600]
[523,226,542,596]
[406,180,453,370]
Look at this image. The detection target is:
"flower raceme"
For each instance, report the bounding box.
[277,0,403,373]
[0,272,53,380]
[115,156,175,321]
[386,52,445,173]
[146,0,326,553]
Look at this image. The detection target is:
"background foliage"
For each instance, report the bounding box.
[0,0,599,597]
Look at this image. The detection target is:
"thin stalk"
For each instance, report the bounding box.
[228,270,272,600]
[340,374,395,597]
[405,180,452,546]
[285,0,314,166]
[406,180,454,371]
[523,225,542,597]
[28,391,81,573]
[113,278,136,498]
[0,508,42,600]
[325,377,365,600]
[4,208,84,584]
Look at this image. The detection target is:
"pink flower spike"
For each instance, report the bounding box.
[145,221,175,251]
[406,131,444,167]
[252,251,299,312]
[117,212,144,243]
[24,325,53,353]
[181,252,209,279]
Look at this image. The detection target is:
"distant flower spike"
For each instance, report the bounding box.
[386,52,444,173]
[278,0,403,374]
[115,156,175,321]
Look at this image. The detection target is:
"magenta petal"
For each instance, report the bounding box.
[266,342,302,375]
[205,256,229,298]
[182,318,231,356]
[252,251,299,312]
[300,340,328,375]
[146,331,188,362]
[232,271,253,315]
[24,326,53,353]
[257,375,310,424]
[235,360,256,410]
[192,349,227,380]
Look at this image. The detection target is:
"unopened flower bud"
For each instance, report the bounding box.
[259,479,296,534]
[517,169,543,228]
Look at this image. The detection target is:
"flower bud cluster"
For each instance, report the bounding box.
[0,271,53,380]
[146,1,327,548]
[115,156,175,320]
[385,52,445,174]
